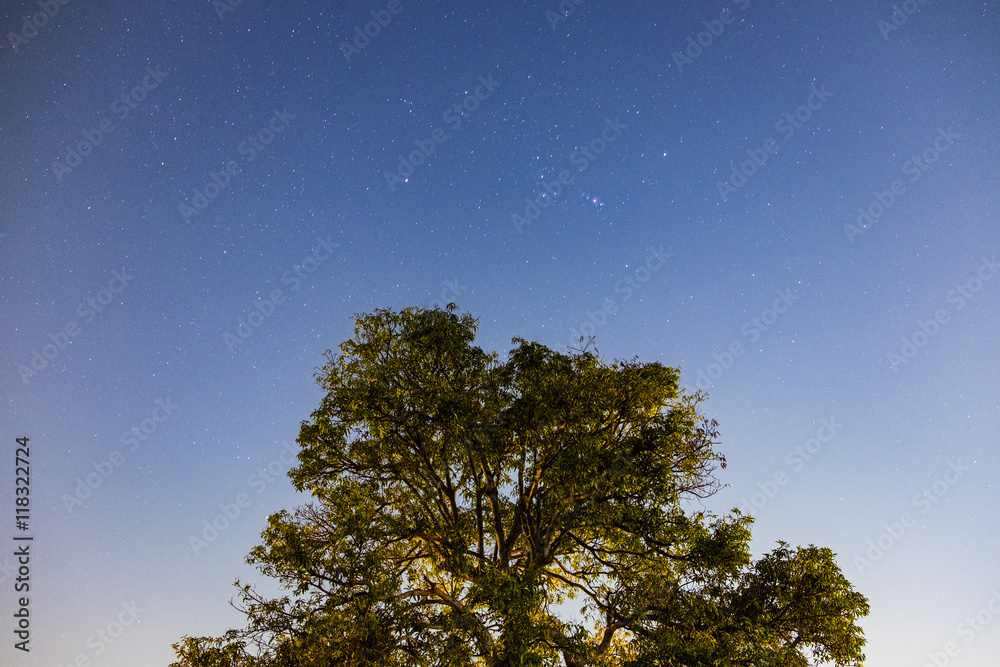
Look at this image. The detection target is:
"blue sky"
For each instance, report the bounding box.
[1,0,998,665]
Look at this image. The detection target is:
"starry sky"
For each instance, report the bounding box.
[1,0,998,665]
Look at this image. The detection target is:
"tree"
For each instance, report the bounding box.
[171,305,869,667]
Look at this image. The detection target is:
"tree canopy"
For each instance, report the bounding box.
[171,306,869,667]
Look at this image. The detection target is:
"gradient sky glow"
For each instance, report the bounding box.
[2,1,999,665]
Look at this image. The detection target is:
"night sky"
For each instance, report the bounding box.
[2,0,999,665]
